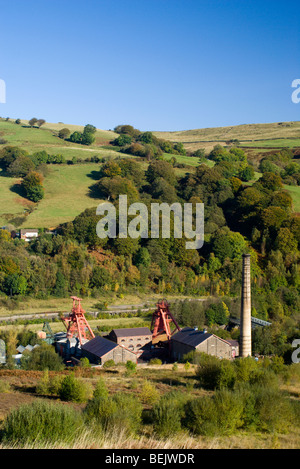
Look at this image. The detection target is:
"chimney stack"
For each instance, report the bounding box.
[240,253,251,357]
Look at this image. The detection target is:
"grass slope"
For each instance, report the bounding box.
[10,164,105,229]
[0,119,120,161]
[1,118,300,228]
[153,121,300,152]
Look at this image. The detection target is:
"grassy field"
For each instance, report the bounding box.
[153,121,300,153]
[1,118,300,228]
[241,138,300,149]
[0,171,35,227]
[284,184,300,212]
[17,163,105,229]
[0,119,120,161]
[0,316,152,335]
[164,153,214,168]
[0,365,299,449]
[0,163,107,229]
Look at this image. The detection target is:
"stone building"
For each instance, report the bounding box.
[81,336,137,366]
[170,327,237,361]
[108,327,152,356]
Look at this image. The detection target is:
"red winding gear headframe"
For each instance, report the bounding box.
[61,296,95,345]
[151,299,181,341]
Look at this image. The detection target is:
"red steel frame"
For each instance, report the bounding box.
[61,296,95,345]
[151,299,181,341]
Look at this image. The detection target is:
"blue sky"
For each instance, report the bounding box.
[0,0,299,131]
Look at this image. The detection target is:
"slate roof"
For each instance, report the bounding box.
[81,336,118,358]
[171,327,212,347]
[171,327,236,349]
[112,327,152,338]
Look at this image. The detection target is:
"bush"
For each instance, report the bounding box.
[125,360,137,376]
[184,396,219,436]
[213,389,244,434]
[196,354,236,390]
[184,383,294,436]
[112,392,143,435]
[151,391,188,438]
[36,371,65,397]
[184,361,191,371]
[93,377,109,399]
[84,392,142,436]
[84,396,117,430]
[184,389,243,436]
[139,380,160,405]
[253,385,294,433]
[1,400,84,446]
[58,373,93,403]
[35,369,50,395]
[20,343,64,371]
[103,359,115,368]
[149,358,162,365]
[233,357,259,384]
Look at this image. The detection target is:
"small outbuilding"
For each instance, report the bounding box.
[170,327,237,361]
[81,336,137,366]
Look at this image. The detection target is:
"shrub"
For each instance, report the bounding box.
[84,396,117,430]
[196,354,236,390]
[184,361,191,371]
[139,380,160,405]
[249,368,279,388]
[20,343,64,371]
[48,374,64,396]
[58,373,93,403]
[184,396,218,436]
[151,391,188,438]
[84,392,142,436]
[149,358,162,365]
[112,392,143,435]
[103,359,115,368]
[125,360,137,376]
[93,377,109,399]
[253,386,294,433]
[35,369,50,395]
[233,356,259,384]
[1,400,84,446]
[184,389,244,436]
[213,389,244,434]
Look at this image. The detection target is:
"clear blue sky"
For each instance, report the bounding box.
[0,0,299,131]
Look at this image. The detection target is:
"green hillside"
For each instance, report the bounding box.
[0,118,300,231]
[0,119,120,160]
[0,116,299,367]
[153,121,300,153]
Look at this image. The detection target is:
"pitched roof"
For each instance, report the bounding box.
[171,327,234,348]
[20,229,38,234]
[112,327,152,338]
[81,336,118,358]
[171,327,213,347]
[226,340,239,347]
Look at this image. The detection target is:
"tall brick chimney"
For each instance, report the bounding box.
[240,253,251,357]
